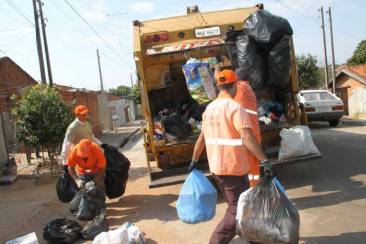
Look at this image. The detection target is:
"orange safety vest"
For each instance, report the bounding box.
[234,80,261,186]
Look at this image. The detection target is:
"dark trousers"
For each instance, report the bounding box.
[209,174,250,244]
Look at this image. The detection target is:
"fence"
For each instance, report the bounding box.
[0,112,36,168]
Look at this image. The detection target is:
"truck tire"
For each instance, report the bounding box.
[329,119,340,127]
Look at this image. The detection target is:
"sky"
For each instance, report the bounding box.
[0,0,365,91]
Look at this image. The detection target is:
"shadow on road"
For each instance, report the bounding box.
[107,193,178,226]
[276,125,366,210]
[300,231,366,244]
[121,132,143,152]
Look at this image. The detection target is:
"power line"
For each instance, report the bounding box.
[63,0,133,68]
[0,25,33,33]
[5,0,34,25]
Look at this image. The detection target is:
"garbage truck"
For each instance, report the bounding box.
[133,4,321,188]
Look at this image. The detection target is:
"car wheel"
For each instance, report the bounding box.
[329,119,340,127]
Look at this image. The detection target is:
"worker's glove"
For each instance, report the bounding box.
[188,160,199,172]
[260,159,275,178]
[75,179,85,189]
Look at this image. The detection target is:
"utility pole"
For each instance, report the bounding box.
[130,73,134,88]
[96,49,104,92]
[32,0,46,84]
[327,6,337,94]
[319,7,329,91]
[38,0,53,86]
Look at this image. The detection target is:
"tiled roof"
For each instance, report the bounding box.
[336,64,366,85]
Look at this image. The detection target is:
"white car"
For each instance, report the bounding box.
[297,90,344,126]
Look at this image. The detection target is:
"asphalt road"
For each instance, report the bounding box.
[1,121,365,243]
[276,122,366,244]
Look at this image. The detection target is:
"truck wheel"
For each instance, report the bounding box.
[329,119,340,127]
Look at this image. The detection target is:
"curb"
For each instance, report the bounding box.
[341,119,366,126]
[119,127,143,148]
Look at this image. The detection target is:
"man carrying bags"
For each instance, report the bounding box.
[190,70,272,244]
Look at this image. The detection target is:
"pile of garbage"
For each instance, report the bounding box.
[226,10,293,124]
[153,97,209,142]
[226,9,293,91]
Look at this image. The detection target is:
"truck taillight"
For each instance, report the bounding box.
[332,105,344,111]
[305,106,315,112]
[143,32,169,43]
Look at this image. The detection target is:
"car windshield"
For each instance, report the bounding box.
[303,92,337,101]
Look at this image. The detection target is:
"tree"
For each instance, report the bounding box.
[12,85,73,173]
[296,54,321,90]
[347,40,366,66]
[109,85,131,97]
[129,84,141,104]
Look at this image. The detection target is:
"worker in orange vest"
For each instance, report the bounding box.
[67,139,106,189]
[234,68,262,187]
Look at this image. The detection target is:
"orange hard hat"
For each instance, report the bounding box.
[74,105,89,116]
[76,139,93,158]
[216,70,238,85]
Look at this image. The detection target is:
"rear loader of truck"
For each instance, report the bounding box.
[133,4,321,188]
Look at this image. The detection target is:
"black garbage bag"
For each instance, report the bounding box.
[81,212,109,240]
[244,10,293,52]
[43,218,82,244]
[236,33,267,90]
[70,182,106,221]
[102,144,131,199]
[267,35,292,89]
[225,30,243,69]
[163,114,192,138]
[237,176,300,244]
[56,168,78,203]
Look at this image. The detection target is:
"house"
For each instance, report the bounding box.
[330,64,366,116]
[108,94,137,127]
[0,57,38,113]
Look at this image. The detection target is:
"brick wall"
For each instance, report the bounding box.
[0,57,37,112]
[57,88,102,136]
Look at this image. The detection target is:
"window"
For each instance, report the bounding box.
[303,92,337,101]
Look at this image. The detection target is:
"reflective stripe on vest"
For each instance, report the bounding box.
[248,174,260,180]
[244,109,258,115]
[206,138,243,146]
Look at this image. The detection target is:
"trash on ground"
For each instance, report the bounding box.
[81,212,109,240]
[6,232,38,244]
[70,181,106,221]
[43,218,82,244]
[278,125,320,160]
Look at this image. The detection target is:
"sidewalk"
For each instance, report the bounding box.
[98,120,145,148]
[341,116,366,126]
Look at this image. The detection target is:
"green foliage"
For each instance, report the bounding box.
[11,85,73,148]
[109,85,131,97]
[347,40,366,66]
[296,54,321,90]
[130,84,141,104]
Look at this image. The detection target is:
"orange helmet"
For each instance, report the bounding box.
[216,70,238,85]
[74,105,89,116]
[76,139,93,158]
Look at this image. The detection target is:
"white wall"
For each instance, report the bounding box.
[97,94,112,131]
[109,98,137,126]
[349,87,366,116]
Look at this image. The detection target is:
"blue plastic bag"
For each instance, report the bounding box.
[176,169,217,224]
